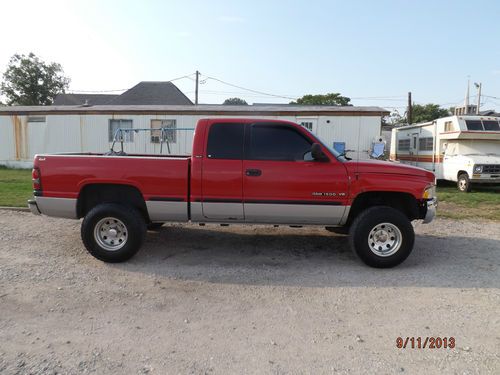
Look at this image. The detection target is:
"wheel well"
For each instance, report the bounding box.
[457,170,468,179]
[77,184,149,221]
[347,191,419,226]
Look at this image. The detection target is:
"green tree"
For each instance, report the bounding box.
[222,97,248,105]
[411,104,450,123]
[1,53,70,105]
[290,93,351,106]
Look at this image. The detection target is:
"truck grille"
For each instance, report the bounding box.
[483,165,500,174]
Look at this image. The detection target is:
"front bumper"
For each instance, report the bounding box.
[422,197,437,224]
[471,175,500,183]
[27,199,41,215]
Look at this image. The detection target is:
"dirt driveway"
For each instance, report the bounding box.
[0,211,499,374]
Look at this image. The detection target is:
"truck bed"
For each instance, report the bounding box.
[35,153,190,202]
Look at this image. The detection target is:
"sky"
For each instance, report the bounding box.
[1,0,500,112]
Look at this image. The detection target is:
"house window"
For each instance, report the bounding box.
[398,139,410,151]
[109,119,133,142]
[151,119,176,143]
[300,121,313,131]
[419,137,434,151]
[444,121,454,132]
[27,116,46,123]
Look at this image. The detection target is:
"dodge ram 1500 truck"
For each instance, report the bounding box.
[28,118,437,268]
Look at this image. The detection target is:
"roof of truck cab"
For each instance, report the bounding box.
[0,104,389,116]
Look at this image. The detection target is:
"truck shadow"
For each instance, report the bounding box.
[112,225,500,289]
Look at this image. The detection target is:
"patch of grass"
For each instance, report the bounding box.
[437,183,500,220]
[0,166,33,207]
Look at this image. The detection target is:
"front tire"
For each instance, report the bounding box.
[457,173,472,192]
[349,206,414,268]
[81,203,146,263]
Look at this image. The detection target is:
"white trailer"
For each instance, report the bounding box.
[0,105,389,168]
[390,115,500,191]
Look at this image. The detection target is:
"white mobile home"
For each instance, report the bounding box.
[390,115,500,191]
[0,104,389,168]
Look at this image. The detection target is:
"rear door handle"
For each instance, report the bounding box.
[245,169,262,177]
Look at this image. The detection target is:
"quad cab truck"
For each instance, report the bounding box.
[28,119,437,268]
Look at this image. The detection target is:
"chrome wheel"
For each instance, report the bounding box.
[367,222,402,257]
[458,178,467,190]
[94,217,128,251]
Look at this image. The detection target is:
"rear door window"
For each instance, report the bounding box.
[206,123,245,159]
[246,124,312,161]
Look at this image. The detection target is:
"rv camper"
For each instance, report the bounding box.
[390,115,500,192]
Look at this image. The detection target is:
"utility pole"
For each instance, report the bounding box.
[407,92,412,124]
[195,70,200,105]
[475,82,482,114]
[464,78,470,114]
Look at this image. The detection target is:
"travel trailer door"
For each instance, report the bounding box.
[409,133,419,166]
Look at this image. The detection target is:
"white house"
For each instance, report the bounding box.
[0,104,389,168]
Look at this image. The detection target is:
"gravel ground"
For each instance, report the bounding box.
[0,210,499,374]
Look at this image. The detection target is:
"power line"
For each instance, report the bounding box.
[201,74,298,100]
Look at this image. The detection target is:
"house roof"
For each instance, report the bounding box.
[52,81,193,106]
[53,93,119,105]
[0,104,389,117]
[107,81,193,105]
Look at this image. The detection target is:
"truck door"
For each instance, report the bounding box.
[201,122,245,221]
[242,123,349,225]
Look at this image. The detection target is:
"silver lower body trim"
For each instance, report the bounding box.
[243,203,348,225]
[146,201,188,222]
[35,197,77,219]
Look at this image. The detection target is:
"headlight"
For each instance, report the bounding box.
[473,165,483,174]
[423,184,436,199]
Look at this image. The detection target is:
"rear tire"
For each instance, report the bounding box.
[81,203,146,263]
[457,173,472,192]
[349,206,414,268]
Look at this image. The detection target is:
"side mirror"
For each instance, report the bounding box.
[311,143,329,162]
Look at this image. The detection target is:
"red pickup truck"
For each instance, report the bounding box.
[28,118,436,268]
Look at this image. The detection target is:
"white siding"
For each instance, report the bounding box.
[0,116,15,161]
[0,112,382,166]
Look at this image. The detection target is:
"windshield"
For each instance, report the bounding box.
[315,134,347,162]
[299,125,347,161]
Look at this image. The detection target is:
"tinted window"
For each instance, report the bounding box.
[247,124,312,161]
[466,120,483,131]
[206,123,244,159]
[483,120,500,131]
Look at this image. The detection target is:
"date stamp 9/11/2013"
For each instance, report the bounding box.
[396,337,455,349]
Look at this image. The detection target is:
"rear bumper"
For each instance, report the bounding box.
[422,197,437,224]
[27,199,41,215]
[27,197,77,218]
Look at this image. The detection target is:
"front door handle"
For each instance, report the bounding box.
[245,169,262,177]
